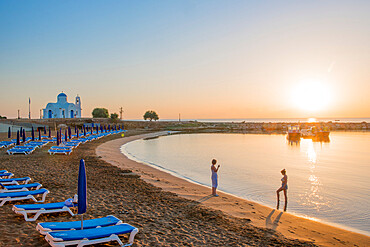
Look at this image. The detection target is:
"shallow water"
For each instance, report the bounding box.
[121,132,370,235]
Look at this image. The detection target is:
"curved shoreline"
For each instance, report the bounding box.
[96,131,370,246]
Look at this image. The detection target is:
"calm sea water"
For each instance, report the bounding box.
[127,117,370,123]
[121,132,370,235]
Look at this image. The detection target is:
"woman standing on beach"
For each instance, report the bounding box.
[211,159,220,196]
[276,169,288,211]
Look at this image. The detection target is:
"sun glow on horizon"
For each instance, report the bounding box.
[291,78,333,113]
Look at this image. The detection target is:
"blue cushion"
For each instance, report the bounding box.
[15,201,75,210]
[39,215,120,231]
[0,177,30,183]
[0,188,47,198]
[0,173,13,177]
[49,224,135,241]
[3,183,41,190]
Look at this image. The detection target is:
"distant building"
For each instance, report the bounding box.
[43,92,81,119]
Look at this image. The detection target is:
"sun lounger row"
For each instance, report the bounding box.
[0,169,138,246]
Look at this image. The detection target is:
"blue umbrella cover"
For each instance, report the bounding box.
[57,131,60,146]
[22,129,26,143]
[78,159,87,229]
[16,131,20,145]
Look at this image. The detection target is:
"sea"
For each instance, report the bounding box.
[129,117,370,123]
[121,132,370,236]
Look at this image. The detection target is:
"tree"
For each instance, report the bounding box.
[110,113,119,120]
[143,110,159,121]
[92,108,109,118]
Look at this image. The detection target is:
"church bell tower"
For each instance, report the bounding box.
[75,95,81,117]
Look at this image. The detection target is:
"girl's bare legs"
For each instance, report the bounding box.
[283,189,288,212]
[276,188,282,209]
[212,187,216,196]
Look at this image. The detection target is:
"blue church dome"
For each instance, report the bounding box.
[58,92,67,97]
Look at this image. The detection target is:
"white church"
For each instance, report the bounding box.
[43,92,81,119]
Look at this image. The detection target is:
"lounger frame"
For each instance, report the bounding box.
[45,227,139,247]
[12,204,75,222]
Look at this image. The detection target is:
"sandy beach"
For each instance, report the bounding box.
[96,131,370,247]
[0,130,368,246]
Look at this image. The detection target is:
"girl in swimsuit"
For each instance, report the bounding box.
[211,159,220,196]
[276,169,288,211]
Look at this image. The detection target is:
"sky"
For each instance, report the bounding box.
[0,0,369,120]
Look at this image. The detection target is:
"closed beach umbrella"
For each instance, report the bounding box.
[68,127,71,139]
[96,126,98,134]
[78,159,87,229]
[16,131,20,145]
[64,129,67,142]
[104,125,106,132]
[38,128,41,140]
[76,128,79,138]
[8,127,11,138]
[22,129,26,143]
[83,126,86,136]
[90,126,93,135]
[31,127,35,141]
[75,126,77,134]
[100,125,103,132]
[108,124,110,131]
[57,131,60,146]
[92,123,94,128]
[48,127,51,138]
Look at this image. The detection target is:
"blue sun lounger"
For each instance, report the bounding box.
[0,141,14,148]
[37,215,122,235]
[0,177,31,185]
[0,170,7,173]
[13,200,77,222]
[7,146,36,155]
[0,172,14,179]
[44,223,139,247]
[0,182,42,192]
[48,149,72,155]
[0,188,49,206]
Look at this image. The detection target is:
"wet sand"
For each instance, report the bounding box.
[0,130,319,246]
[96,131,370,247]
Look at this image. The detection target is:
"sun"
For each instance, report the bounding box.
[291,78,332,112]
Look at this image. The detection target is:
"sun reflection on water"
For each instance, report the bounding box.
[299,141,330,211]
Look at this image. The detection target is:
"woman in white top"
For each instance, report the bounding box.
[276,168,288,211]
[211,159,220,196]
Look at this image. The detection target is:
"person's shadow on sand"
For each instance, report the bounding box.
[198,195,214,203]
[265,209,283,230]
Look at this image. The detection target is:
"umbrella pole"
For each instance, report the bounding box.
[81,215,83,230]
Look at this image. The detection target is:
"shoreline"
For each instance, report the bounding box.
[96,131,370,247]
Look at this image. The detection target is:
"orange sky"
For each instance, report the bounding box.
[0,1,369,119]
